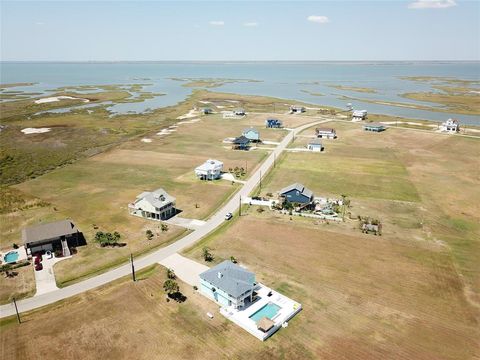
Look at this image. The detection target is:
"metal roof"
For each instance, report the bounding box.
[279,183,314,199]
[233,135,250,144]
[200,260,255,298]
[22,220,78,245]
[135,188,176,208]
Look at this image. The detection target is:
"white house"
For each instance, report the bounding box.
[315,127,337,139]
[290,105,306,114]
[440,118,460,133]
[242,127,260,141]
[307,139,324,152]
[233,108,246,116]
[128,188,176,221]
[195,159,223,180]
[352,110,367,121]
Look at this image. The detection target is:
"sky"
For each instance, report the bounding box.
[1,0,479,61]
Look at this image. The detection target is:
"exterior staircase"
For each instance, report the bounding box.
[61,239,71,257]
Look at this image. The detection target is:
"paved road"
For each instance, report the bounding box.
[0,119,330,318]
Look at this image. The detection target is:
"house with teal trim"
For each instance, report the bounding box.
[242,127,260,141]
[199,260,257,309]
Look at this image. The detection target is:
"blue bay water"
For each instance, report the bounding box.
[1,61,479,125]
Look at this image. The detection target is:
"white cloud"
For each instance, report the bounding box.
[408,0,457,9]
[209,20,225,26]
[307,15,330,24]
[243,22,258,27]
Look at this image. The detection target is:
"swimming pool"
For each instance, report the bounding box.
[249,303,281,323]
[4,251,19,263]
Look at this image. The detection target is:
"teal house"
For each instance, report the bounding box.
[199,260,257,309]
[242,127,260,142]
[363,123,386,132]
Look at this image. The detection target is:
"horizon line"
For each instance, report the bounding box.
[1,60,479,63]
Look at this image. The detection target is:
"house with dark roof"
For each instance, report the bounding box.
[265,118,283,128]
[201,107,213,115]
[279,183,314,204]
[199,260,257,309]
[242,127,260,141]
[232,135,251,150]
[22,219,83,257]
[128,188,176,221]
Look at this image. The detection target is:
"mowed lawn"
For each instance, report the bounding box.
[6,112,289,287]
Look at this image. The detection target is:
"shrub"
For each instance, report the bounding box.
[202,247,214,262]
[146,229,154,240]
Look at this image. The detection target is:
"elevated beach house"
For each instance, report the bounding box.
[363,123,386,132]
[315,127,336,139]
[200,260,257,309]
[129,188,176,221]
[441,118,460,133]
[242,127,260,142]
[352,110,368,121]
[195,159,223,180]
[265,118,283,128]
[200,260,303,341]
[232,135,250,150]
[290,105,306,114]
[279,183,314,204]
[307,139,324,152]
[201,107,213,115]
[22,220,82,257]
[233,108,246,116]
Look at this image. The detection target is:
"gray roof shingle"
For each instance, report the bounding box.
[22,220,78,245]
[200,260,255,298]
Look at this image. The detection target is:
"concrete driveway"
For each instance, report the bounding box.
[34,255,69,296]
[159,253,209,287]
[165,217,206,230]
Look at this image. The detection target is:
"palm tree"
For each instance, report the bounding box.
[340,194,347,221]
[166,268,176,280]
[163,279,179,295]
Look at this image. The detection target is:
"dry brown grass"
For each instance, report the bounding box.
[0,266,35,304]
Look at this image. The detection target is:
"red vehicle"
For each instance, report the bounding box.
[35,263,43,271]
[34,256,41,265]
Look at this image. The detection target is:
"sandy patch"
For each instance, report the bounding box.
[34,96,89,104]
[141,138,152,143]
[198,101,212,104]
[21,127,51,134]
[176,109,198,120]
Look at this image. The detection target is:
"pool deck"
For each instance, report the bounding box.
[219,283,302,341]
[1,246,27,264]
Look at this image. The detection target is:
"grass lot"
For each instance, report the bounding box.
[0,265,36,304]
[1,100,306,289]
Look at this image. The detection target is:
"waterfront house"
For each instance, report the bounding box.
[279,183,314,204]
[363,123,386,132]
[315,127,337,139]
[307,139,324,152]
[352,110,367,121]
[201,108,213,115]
[242,127,260,142]
[232,135,250,150]
[265,118,283,128]
[195,159,223,180]
[128,188,176,221]
[22,220,83,257]
[441,118,460,133]
[290,105,306,114]
[200,260,257,309]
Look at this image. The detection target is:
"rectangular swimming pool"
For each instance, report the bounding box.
[249,303,281,323]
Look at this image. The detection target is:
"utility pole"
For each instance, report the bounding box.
[245,160,247,175]
[130,253,136,282]
[13,297,21,324]
[239,196,242,216]
[259,170,262,191]
[274,152,276,168]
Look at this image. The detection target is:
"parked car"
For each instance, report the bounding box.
[225,212,233,220]
[35,263,43,271]
[34,257,41,265]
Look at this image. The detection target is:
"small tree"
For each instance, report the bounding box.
[166,268,176,279]
[146,230,154,240]
[113,231,121,243]
[202,247,214,262]
[163,279,179,295]
[230,256,237,264]
[161,224,169,232]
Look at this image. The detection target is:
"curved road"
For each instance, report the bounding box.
[0,119,329,318]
